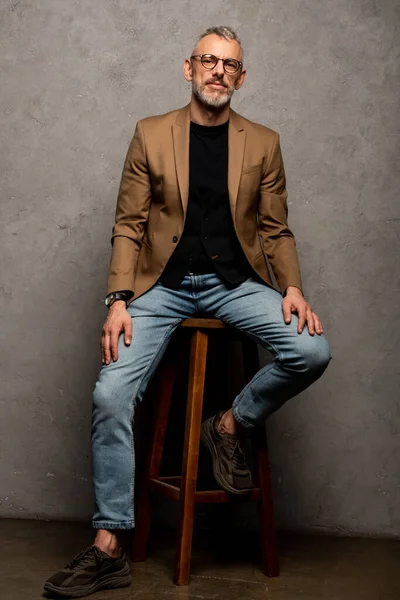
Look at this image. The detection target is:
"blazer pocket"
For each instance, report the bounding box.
[241,162,263,175]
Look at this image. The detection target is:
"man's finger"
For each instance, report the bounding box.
[306,308,315,335]
[103,331,111,365]
[100,336,105,365]
[313,312,323,335]
[110,329,120,363]
[124,318,132,346]
[297,306,307,334]
[282,300,292,324]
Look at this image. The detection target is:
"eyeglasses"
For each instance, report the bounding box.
[190,54,242,74]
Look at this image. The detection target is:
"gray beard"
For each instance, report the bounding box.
[192,80,234,108]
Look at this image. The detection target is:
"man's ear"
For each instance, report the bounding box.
[235,68,246,90]
[183,58,193,82]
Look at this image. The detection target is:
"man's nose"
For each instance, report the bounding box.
[212,59,225,77]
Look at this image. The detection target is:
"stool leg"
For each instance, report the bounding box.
[256,430,279,577]
[132,352,178,562]
[175,329,208,585]
[241,337,279,577]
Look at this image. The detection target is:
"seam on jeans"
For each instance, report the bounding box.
[215,319,287,426]
[128,317,183,525]
[232,405,254,428]
[93,520,135,530]
[231,358,277,412]
[190,275,201,312]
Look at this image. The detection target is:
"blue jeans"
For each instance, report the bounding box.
[91,274,331,529]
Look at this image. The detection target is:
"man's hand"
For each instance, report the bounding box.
[101,301,132,365]
[282,286,323,336]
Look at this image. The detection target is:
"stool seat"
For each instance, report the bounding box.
[180,318,226,329]
[132,317,278,585]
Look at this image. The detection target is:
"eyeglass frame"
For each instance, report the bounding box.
[190,53,243,74]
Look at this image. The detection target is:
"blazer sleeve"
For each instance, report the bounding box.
[258,132,303,295]
[106,120,151,295]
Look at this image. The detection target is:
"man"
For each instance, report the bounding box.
[44,26,331,598]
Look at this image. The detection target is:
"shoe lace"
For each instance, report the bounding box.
[65,546,99,570]
[225,435,247,470]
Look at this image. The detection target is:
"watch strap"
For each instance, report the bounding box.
[105,291,131,307]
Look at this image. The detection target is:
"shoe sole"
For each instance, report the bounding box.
[201,419,253,495]
[43,563,132,598]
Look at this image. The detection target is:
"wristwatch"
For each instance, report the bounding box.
[104,291,131,308]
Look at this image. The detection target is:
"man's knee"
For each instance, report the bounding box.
[286,334,331,374]
[92,378,133,424]
[301,334,331,373]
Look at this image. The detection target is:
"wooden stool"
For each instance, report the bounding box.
[132,318,278,585]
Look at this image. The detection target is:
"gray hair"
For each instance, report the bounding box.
[195,26,244,59]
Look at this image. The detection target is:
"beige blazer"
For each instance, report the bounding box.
[107,104,302,301]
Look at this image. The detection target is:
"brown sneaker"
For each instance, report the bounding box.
[43,545,131,598]
[201,411,254,494]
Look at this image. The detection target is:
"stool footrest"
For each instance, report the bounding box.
[149,476,261,503]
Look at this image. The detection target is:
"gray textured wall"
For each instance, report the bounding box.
[1,0,399,537]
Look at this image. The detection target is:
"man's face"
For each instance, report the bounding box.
[184,34,246,109]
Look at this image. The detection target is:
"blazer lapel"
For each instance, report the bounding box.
[172,104,191,217]
[172,105,246,219]
[228,109,246,219]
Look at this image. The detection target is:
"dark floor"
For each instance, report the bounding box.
[0,519,399,600]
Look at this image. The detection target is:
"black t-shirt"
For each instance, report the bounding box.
[160,120,253,289]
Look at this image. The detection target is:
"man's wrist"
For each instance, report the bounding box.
[285,286,303,297]
[108,299,127,309]
[104,291,131,308]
